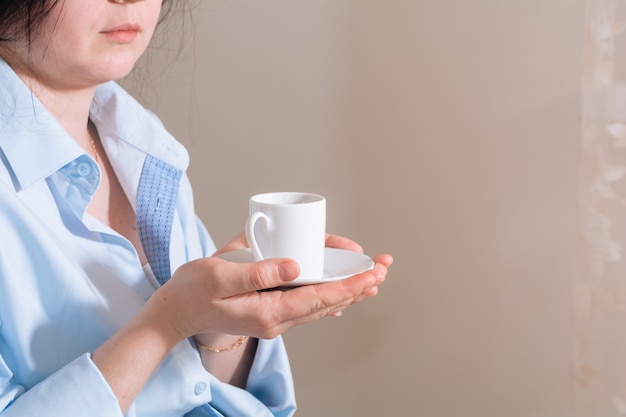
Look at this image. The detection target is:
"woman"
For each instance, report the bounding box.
[0,1,392,416]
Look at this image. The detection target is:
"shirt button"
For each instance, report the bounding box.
[194,382,207,395]
[77,162,92,176]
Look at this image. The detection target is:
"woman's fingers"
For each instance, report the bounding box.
[325,234,363,252]
[316,257,390,318]
[165,251,391,339]
[212,232,248,256]
[373,253,394,268]
[253,266,384,337]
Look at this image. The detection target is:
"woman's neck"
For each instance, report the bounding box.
[2,50,97,145]
[32,84,96,144]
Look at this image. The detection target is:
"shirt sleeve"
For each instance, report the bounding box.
[189,337,297,417]
[0,353,123,417]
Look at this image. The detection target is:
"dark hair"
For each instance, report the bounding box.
[0,0,58,42]
[0,0,175,43]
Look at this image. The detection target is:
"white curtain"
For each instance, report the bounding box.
[576,1,626,415]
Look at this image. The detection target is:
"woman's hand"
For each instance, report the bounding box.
[151,233,392,340]
[89,233,391,412]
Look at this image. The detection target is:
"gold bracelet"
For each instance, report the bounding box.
[194,335,249,353]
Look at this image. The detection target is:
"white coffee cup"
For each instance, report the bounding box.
[245,192,326,280]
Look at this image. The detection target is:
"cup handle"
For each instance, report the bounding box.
[245,211,269,261]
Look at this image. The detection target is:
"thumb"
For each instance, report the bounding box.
[211,257,300,295]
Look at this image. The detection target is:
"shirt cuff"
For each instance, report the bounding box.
[203,336,296,417]
[3,353,122,417]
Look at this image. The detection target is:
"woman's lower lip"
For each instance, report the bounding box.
[102,30,138,43]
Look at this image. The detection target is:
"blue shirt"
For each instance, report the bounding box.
[0,59,296,417]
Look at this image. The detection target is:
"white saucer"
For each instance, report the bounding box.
[215,247,375,287]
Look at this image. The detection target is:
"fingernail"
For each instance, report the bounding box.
[366,286,379,297]
[279,261,299,281]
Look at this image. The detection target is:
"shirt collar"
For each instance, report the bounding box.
[0,59,84,191]
[0,58,189,192]
[90,82,189,171]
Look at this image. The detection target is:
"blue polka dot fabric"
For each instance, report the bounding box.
[136,155,182,286]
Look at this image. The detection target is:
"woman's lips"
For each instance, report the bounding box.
[101,24,141,43]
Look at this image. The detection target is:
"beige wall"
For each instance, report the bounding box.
[135,1,585,415]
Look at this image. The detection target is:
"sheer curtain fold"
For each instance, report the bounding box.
[576,1,626,415]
